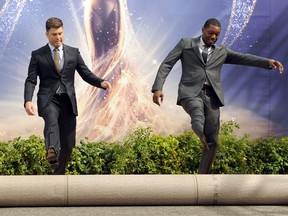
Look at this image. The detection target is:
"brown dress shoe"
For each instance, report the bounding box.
[46,147,59,169]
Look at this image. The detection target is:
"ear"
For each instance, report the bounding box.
[201,27,205,33]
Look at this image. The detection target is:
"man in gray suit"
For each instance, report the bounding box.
[151,18,284,174]
[24,17,111,174]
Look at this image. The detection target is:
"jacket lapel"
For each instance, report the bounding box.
[62,44,69,73]
[206,45,221,67]
[191,37,205,64]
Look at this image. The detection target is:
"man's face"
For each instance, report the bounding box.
[201,24,221,46]
[45,27,64,48]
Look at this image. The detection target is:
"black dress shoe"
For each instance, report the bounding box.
[46,147,59,169]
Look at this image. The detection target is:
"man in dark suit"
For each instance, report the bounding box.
[151,18,284,174]
[24,17,111,175]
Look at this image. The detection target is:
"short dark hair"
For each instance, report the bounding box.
[45,17,63,32]
[204,18,221,28]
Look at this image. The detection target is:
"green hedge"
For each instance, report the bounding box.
[0,121,287,175]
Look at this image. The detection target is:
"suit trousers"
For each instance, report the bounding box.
[41,94,76,175]
[180,87,220,174]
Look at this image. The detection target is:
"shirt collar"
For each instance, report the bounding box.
[48,43,63,52]
[200,37,206,47]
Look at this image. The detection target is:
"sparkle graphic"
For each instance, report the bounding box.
[0,0,28,57]
[222,0,257,47]
[77,0,182,141]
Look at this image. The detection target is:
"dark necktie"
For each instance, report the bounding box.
[202,45,209,63]
[53,48,61,72]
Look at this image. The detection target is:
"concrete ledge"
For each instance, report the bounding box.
[0,175,287,206]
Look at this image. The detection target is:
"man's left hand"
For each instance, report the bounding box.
[269,60,284,74]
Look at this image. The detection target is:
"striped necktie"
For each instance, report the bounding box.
[53,48,61,72]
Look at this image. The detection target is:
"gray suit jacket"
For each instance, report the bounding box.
[151,37,272,106]
[24,44,105,116]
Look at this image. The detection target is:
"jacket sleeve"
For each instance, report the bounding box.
[151,39,184,92]
[24,51,38,105]
[76,49,106,89]
[225,48,271,69]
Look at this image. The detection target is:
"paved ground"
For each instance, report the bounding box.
[0,206,288,216]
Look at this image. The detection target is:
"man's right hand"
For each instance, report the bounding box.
[152,90,164,106]
[25,101,35,115]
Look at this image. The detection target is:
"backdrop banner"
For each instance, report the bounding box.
[0,0,287,142]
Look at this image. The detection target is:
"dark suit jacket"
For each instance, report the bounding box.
[24,44,105,116]
[151,37,272,106]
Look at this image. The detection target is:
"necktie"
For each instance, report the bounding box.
[53,48,61,72]
[202,45,209,63]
